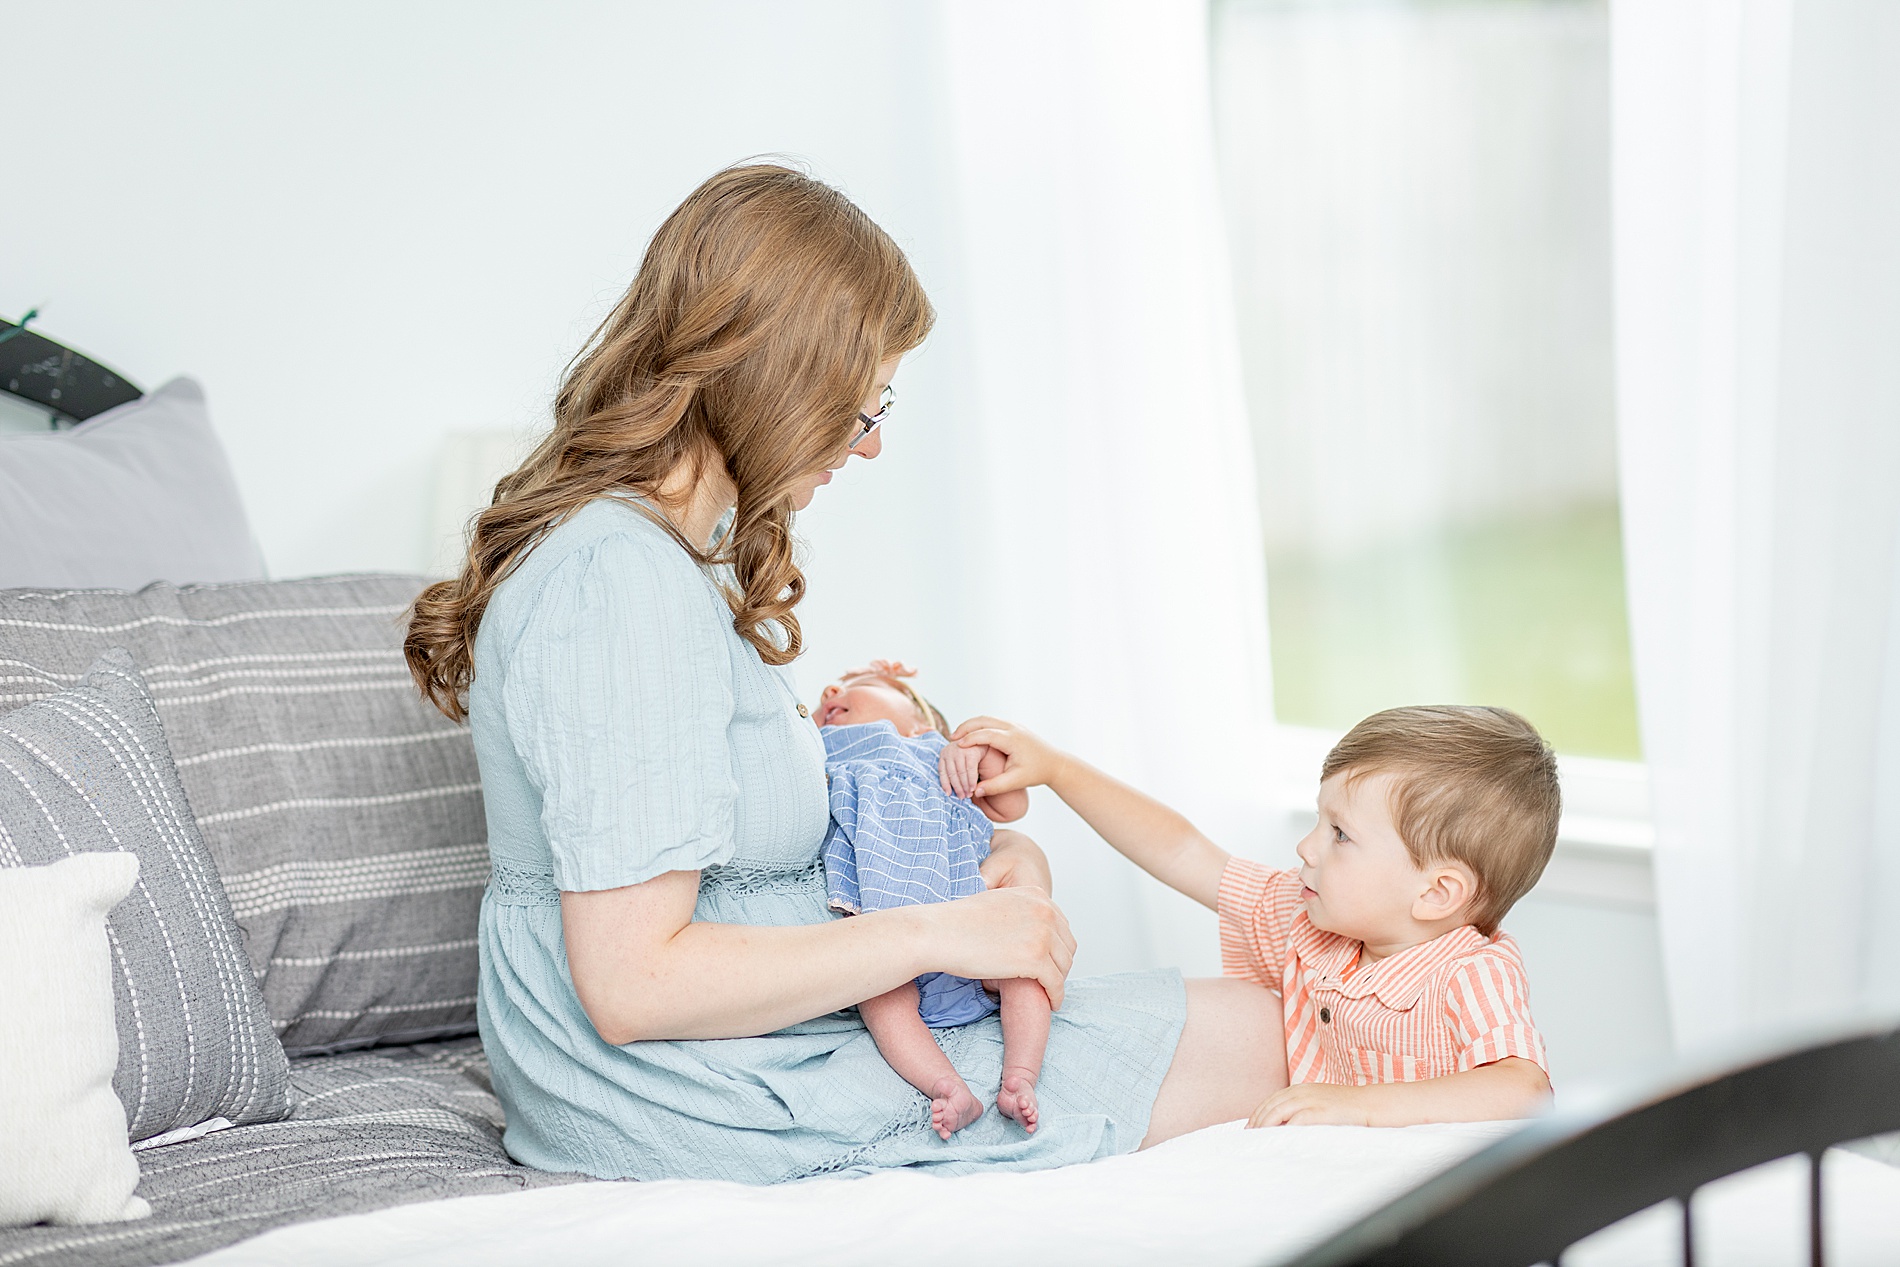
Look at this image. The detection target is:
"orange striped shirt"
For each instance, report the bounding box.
[1217,858,1549,1086]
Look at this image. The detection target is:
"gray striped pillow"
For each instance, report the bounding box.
[0,650,292,1141]
[0,577,486,1056]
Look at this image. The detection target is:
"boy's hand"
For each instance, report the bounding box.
[1246,1083,1373,1128]
[939,740,985,800]
[949,718,1065,799]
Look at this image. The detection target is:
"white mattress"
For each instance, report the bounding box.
[189,1120,1900,1267]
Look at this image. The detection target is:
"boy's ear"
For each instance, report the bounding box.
[1413,862,1478,926]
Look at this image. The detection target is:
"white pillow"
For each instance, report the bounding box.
[0,376,266,589]
[0,851,150,1226]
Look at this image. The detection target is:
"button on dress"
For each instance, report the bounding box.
[469,498,1185,1183]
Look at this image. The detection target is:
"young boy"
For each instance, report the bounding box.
[952,704,1559,1127]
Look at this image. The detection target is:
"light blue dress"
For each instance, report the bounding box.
[469,497,1185,1183]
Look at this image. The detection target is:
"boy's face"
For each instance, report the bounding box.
[1295,770,1452,952]
[814,673,931,736]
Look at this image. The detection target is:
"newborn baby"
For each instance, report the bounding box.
[814,661,1046,1139]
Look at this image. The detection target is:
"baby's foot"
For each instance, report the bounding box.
[996,1068,1040,1134]
[929,1074,985,1140]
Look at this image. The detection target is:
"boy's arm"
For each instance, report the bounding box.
[950,717,1231,910]
[1247,1058,1551,1128]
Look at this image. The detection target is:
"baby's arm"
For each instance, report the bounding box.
[1247,1058,1551,1128]
[950,718,1230,910]
[974,745,1029,822]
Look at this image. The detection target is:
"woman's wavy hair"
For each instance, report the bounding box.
[405,164,935,721]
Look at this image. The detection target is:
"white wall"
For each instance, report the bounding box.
[0,1,958,578]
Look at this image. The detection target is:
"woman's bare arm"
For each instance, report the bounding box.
[980,828,1052,894]
[562,868,1076,1045]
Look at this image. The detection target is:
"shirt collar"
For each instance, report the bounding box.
[1296,919,1491,1012]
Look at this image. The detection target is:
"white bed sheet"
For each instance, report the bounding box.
[188,1121,1900,1267]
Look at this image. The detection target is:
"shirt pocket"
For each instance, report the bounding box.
[1343,1046,1427,1085]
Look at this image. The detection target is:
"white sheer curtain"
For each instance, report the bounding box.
[1611,0,1900,1051]
[935,0,1274,976]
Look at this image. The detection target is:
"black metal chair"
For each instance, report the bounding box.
[1282,1018,1900,1267]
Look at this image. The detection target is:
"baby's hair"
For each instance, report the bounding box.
[1322,705,1560,937]
[888,678,950,737]
[843,670,950,737]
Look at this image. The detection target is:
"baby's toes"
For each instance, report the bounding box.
[929,1076,984,1138]
[1000,1076,1040,1132]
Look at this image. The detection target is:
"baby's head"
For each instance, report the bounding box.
[814,660,949,738]
[1297,706,1560,946]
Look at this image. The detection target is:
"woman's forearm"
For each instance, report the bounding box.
[562,869,1074,1045]
[981,829,1053,894]
[569,899,929,1043]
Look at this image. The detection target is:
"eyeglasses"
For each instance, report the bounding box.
[852,385,894,447]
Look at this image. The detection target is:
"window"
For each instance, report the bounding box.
[1212,0,1638,761]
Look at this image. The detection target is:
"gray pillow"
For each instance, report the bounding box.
[0,650,291,1142]
[0,576,486,1056]
[0,376,267,589]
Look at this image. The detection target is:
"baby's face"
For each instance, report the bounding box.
[815,673,931,736]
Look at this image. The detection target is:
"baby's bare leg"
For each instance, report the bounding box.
[859,983,984,1139]
[994,978,1051,1133]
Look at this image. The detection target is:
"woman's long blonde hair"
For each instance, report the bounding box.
[405,164,935,721]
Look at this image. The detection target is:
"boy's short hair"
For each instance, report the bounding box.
[1321,705,1560,937]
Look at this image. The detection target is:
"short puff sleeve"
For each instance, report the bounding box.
[1442,943,1551,1077]
[501,531,737,892]
[1216,859,1304,993]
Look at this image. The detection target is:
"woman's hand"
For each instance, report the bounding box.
[949,717,1067,799]
[981,828,1053,895]
[910,883,1075,1008]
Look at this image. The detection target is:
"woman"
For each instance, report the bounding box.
[405,165,1282,1183]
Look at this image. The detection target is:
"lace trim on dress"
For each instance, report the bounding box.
[777,1009,975,1180]
[783,1104,936,1180]
[701,855,826,897]
[489,861,560,906]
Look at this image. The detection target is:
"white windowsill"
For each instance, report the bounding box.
[1267,724,1656,910]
